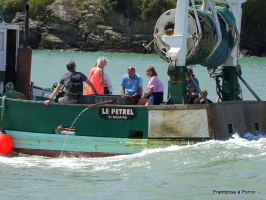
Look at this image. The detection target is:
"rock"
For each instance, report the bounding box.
[79,13,106,32]
[12,12,42,48]
[29,0,153,53]
[45,0,81,35]
[7,0,264,56]
[241,23,266,57]
[39,32,63,50]
[11,12,25,23]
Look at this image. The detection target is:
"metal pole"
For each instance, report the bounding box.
[15,4,32,99]
[187,70,209,104]
[236,73,261,101]
[23,4,29,48]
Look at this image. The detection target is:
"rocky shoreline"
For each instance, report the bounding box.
[9,0,266,57]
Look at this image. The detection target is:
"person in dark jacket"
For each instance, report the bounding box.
[44,60,97,105]
[186,68,200,104]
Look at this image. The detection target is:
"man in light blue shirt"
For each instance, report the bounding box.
[121,67,143,104]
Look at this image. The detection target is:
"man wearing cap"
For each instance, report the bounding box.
[121,67,143,104]
[44,60,98,105]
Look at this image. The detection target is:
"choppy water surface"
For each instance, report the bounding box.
[1,51,266,199]
[1,136,266,200]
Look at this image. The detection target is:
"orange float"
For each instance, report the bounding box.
[0,129,13,155]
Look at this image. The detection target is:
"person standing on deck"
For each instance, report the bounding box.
[84,57,109,95]
[121,67,143,104]
[44,60,97,105]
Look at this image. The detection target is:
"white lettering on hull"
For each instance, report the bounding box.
[100,107,136,120]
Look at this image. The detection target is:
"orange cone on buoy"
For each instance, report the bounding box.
[0,129,13,155]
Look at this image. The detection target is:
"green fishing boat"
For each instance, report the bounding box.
[0,0,264,157]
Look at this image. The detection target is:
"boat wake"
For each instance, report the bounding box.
[1,133,265,172]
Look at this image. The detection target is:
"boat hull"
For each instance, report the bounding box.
[7,130,207,157]
[1,97,265,157]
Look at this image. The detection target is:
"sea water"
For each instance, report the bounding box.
[0,136,266,199]
[30,50,266,101]
[1,51,266,199]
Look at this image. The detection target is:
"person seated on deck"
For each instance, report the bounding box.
[138,66,164,105]
[193,89,213,104]
[121,67,143,105]
[84,56,109,95]
[186,68,200,104]
[44,60,97,105]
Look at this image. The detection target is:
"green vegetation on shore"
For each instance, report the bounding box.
[0,0,55,20]
[0,0,265,35]
[242,0,266,32]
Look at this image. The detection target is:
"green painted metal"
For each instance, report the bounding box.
[221,66,242,101]
[7,131,147,154]
[166,65,187,104]
[7,130,210,155]
[0,98,148,138]
[1,91,26,99]
[75,106,148,138]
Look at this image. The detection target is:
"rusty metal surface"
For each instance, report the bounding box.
[209,101,266,140]
[148,104,209,110]
[148,106,210,138]
[16,48,32,99]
